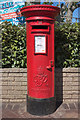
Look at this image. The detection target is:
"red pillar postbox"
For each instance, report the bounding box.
[20,5,60,115]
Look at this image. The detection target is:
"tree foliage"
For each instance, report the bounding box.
[60,1,80,22]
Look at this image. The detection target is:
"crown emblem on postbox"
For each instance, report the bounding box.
[37,66,44,75]
[34,66,48,87]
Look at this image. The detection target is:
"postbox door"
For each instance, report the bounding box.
[27,22,54,99]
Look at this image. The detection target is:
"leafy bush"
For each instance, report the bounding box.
[1,21,26,68]
[55,22,80,67]
[1,21,80,68]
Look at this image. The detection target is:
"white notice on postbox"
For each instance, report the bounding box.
[35,36,46,53]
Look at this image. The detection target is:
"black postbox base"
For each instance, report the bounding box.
[27,95,56,115]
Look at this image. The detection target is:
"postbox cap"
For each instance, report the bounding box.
[20,5,60,21]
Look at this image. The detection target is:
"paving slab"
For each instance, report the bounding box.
[1,102,79,119]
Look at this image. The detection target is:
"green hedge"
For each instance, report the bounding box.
[1,21,80,68]
[2,21,26,68]
[55,22,80,67]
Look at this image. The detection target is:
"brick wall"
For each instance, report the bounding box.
[0,68,79,103]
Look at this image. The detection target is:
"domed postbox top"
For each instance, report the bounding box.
[20,5,60,21]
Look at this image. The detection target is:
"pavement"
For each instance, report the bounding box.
[1,102,79,119]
